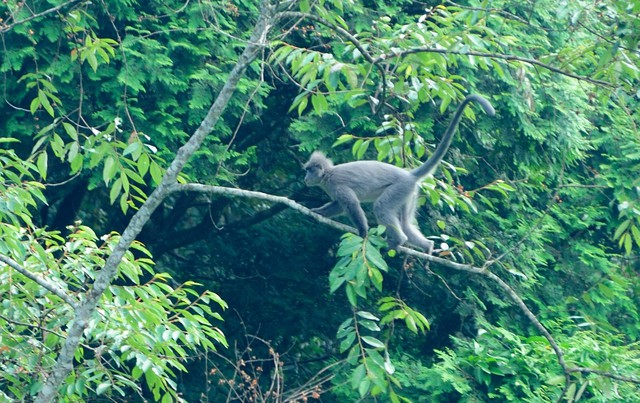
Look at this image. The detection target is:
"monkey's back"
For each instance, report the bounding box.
[329,161,413,202]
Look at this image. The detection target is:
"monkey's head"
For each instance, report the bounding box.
[303,151,333,186]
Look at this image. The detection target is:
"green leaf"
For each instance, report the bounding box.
[311,93,329,114]
[38,89,54,117]
[30,97,41,114]
[138,153,150,177]
[346,283,358,306]
[96,382,111,395]
[623,232,632,254]
[631,224,640,249]
[357,311,380,321]
[613,219,631,240]
[119,192,129,213]
[384,350,395,375]
[67,141,79,163]
[405,314,418,333]
[62,122,78,140]
[36,152,48,179]
[297,95,309,116]
[332,134,355,147]
[339,332,356,353]
[299,0,311,13]
[361,336,385,349]
[358,378,371,398]
[123,141,142,158]
[110,178,123,204]
[149,161,164,185]
[352,364,366,389]
[103,156,118,185]
[87,52,99,72]
[365,244,388,272]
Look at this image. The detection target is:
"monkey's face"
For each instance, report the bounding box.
[304,164,324,186]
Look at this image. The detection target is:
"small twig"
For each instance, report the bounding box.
[569,367,640,385]
[423,264,462,301]
[0,312,67,339]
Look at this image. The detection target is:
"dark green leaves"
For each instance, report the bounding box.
[329,230,388,306]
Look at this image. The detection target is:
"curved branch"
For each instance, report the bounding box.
[374,48,614,88]
[0,254,78,309]
[174,183,640,396]
[170,183,354,234]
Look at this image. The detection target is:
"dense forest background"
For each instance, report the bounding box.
[1,0,639,401]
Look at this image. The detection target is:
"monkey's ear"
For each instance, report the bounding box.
[310,151,326,159]
[308,151,333,168]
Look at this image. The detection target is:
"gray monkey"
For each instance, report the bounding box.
[303,94,495,253]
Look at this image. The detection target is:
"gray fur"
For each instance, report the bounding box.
[304,94,494,252]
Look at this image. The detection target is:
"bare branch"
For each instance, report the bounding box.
[0,254,78,309]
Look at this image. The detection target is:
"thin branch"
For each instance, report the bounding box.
[445,0,531,25]
[0,254,78,309]
[374,47,614,88]
[0,0,82,33]
[278,11,376,65]
[279,11,615,94]
[569,367,640,385]
[171,183,354,234]
[0,312,67,339]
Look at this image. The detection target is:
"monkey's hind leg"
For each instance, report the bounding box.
[373,184,411,249]
[401,193,434,254]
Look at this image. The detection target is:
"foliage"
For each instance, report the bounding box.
[326,231,428,400]
[0,217,227,400]
[1,40,228,401]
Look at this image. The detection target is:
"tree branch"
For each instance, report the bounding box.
[279,11,615,91]
[0,254,78,309]
[374,47,614,88]
[569,367,640,385]
[170,183,354,234]
[174,183,640,396]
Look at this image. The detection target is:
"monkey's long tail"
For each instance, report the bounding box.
[410,94,495,179]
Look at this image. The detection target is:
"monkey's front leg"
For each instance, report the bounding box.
[311,201,344,218]
[337,197,369,238]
